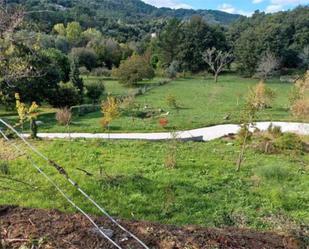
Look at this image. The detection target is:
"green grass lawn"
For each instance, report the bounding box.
[83,76,168,96]
[1,138,308,230]
[1,74,306,133]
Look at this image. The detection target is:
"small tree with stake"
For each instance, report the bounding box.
[15,93,39,139]
[203,47,233,83]
[101,96,120,132]
[236,81,275,171]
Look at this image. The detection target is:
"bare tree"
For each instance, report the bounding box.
[256,51,280,80]
[203,47,233,83]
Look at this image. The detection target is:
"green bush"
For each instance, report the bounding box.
[166,94,179,109]
[112,54,155,85]
[274,133,303,151]
[85,81,105,104]
[49,82,80,108]
[90,67,111,77]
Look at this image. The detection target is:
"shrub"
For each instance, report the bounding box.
[55,108,72,126]
[267,124,283,138]
[112,54,155,85]
[90,67,111,77]
[274,133,303,151]
[85,81,105,104]
[79,66,90,76]
[159,117,169,128]
[49,82,80,108]
[247,81,276,110]
[291,99,309,118]
[252,138,277,154]
[289,86,302,105]
[166,61,180,79]
[166,94,179,109]
[101,96,120,129]
[120,95,137,111]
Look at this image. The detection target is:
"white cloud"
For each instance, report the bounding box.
[265,4,284,12]
[252,0,264,4]
[218,3,253,16]
[271,0,308,4]
[218,3,236,13]
[265,0,307,13]
[142,0,192,9]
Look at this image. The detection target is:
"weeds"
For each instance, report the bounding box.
[55,108,72,126]
[0,162,9,175]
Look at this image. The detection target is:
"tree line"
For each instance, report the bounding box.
[0,2,308,109]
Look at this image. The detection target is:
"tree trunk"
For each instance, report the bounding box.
[214,73,218,83]
[30,119,38,139]
[236,127,249,171]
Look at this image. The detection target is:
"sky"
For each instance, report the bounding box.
[142,0,309,16]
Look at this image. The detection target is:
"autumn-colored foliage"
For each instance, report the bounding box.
[15,93,39,138]
[247,81,275,110]
[101,96,119,129]
[159,117,169,128]
[291,71,309,119]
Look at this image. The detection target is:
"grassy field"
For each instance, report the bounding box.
[0,138,308,230]
[1,74,306,133]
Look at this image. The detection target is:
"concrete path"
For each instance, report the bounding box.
[23,122,309,142]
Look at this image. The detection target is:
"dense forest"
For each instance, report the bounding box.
[7,0,241,41]
[0,0,308,107]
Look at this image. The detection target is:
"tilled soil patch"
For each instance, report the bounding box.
[0,206,302,249]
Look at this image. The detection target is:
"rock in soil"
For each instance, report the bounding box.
[0,206,302,249]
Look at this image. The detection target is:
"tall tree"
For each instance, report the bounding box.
[179,16,228,72]
[69,59,84,101]
[66,22,82,45]
[156,18,183,68]
[231,7,309,74]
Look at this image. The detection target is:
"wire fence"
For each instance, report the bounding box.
[0,118,150,249]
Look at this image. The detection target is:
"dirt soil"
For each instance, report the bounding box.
[0,206,303,249]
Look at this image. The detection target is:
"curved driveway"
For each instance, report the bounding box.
[24,122,309,142]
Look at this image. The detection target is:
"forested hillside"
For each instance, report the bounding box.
[7,0,241,39]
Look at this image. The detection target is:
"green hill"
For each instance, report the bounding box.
[7,0,241,32]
